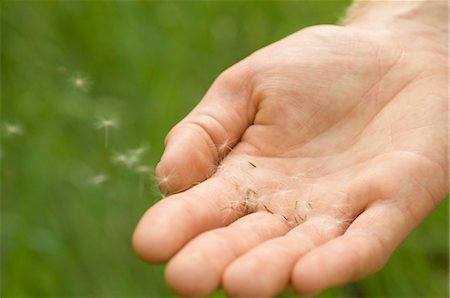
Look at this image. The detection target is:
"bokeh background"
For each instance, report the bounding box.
[1,1,448,297]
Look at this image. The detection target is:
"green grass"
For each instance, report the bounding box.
[1,1,448,297]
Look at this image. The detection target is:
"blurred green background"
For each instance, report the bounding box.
[1,1,448,297]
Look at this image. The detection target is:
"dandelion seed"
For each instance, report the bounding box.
[245,188,257,196]
[217,142,231,154]
[70,74,92,92]
[335,218,353,227]
[135,165,150,173]
[220,200,244,221]
[221,200,240,212]
[113,151,140,168]
[158,175,170,186]
[263,204,273,214]
[135,165,151,197]
[3,123,23,136]
[156,173,177,197]
[114,152,136,168]
[129,145,147,157]
[113,153,128,164]
[289,214,307,227]
[220,204,234,212]
[95,117,117,148]
[216,137,235,157]
[208,161,220,177]
[113,146,146,167]
[240,200,253,216]
[90,174,108,186]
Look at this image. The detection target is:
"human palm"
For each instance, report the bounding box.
[133,25,447,297]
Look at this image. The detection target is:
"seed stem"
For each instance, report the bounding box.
[104,127,109,148]
[263,204,274,214]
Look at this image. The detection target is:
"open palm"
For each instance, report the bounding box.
[133,25,447,297]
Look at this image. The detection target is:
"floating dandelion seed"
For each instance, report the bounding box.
[3,123,23,137]
[90,174,108,186]
[135,165,150,174]
[135,165,152,197]
[127,146,147,166]
[95,117,117,148]
[113,152,139,168]
[70,74,92,92]
[129,145,147,157]
[113,146,146,168]
[113,153,128,164]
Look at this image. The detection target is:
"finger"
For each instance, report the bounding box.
[290,153,446,295]
[165,212,290,297]
[291,201,428,295]
[223,215,346,297]
[156,61,255,195]
[132,177,237,263]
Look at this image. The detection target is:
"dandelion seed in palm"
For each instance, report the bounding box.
[95,117,117,148]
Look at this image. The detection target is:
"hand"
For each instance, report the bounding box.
[133,10,448,297]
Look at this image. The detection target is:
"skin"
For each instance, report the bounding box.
[133,1,448,297]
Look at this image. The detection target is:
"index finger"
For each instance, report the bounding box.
[132,176,238,263]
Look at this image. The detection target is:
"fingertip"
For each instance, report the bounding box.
[156,127,217,195]
[154,160,179,196]
[132,232,168,264]
[223,256,274,298]
[223,260,252,297]
[132,206,178,263]
[134,183,201,263]
[291,253,325,296]
[291,236,382,295]
[133,178,233,265]
[165,251,220,297]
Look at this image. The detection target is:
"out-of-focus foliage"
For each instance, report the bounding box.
[1,1,447,297]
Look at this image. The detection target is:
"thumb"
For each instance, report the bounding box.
[156,61,255,195]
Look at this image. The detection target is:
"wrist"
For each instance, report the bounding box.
[341,0,448,54]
